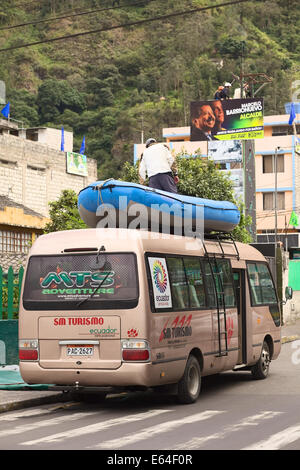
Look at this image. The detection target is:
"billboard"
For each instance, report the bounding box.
[190,98,264,141]
[208,140,244,203]
[66,151,88,176]
[208,140,242,163]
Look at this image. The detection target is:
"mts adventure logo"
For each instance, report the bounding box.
[40,267,115,295]
[159,315,192,343]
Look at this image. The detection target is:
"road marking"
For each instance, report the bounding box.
[0,411,94,438]
[243,423,300,450]
[172,411,282,450]
[91,410,225,449]
[21,409,171,446]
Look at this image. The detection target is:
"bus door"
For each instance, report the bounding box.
[203,258,236,358]
[232,270,247,364]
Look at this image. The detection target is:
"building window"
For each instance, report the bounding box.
[272,125,300,136]
[263,192,285,211]
[0,230,32,253]
[262,154,284,173]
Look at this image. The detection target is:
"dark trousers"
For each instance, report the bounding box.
[149,172,177,193]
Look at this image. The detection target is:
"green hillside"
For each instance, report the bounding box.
[0,0,299,178]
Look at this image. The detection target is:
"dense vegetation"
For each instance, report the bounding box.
[0,0,299,179]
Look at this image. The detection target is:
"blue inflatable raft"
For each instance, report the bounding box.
[78,179,240,234]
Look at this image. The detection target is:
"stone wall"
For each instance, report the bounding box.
[0,253,27,271]
[0,133,97,217]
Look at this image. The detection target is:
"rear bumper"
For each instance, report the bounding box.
[19,359,185,389]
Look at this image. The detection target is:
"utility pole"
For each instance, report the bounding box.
[274,146,280,286]
[243,139,256,241]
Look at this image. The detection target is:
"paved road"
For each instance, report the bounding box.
[0,341,300,452]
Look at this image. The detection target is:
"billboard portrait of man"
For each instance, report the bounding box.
[211,100,226,133]
[190,103,216,141]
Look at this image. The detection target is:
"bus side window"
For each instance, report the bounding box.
[247,262,277,305]
[215,259,236,308]
[184,257,206,308]
[247,263,262,304]
[202,260,217,307]
[166,257,189,309]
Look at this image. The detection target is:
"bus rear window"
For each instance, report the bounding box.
[23,252,139,310]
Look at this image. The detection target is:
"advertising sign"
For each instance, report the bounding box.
[66,151,88,176]
[190,98,264,141]
[208,140,244,202]
[208,140,242,162]
[148,257,172,309]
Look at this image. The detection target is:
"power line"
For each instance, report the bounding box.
[0,0,150,32]
[0,0,259,53]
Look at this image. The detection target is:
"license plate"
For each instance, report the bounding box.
[67,345,94,356]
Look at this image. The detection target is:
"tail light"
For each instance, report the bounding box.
[121,339,150,362]
[19,340,39,361]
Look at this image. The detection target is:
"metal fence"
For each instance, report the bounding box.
[0,266,24,320]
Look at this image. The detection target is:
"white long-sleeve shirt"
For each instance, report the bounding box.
[139,143,175,181]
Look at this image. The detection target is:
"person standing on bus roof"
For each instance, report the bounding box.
[139,138,179,193]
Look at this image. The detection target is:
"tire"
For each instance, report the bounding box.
[251,340,270,380]
[177,355,201,404]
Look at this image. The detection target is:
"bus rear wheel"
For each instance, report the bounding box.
[177,355,201,404]
[251,340,270,380]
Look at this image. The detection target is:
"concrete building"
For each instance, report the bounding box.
[0,195,47,270]
[0,119,73,153]
[18,126,73,153]
[0,121,97,268]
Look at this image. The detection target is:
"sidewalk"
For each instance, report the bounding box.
[0,366,66,413]
[0,319,299,414]
[281,316,300,344]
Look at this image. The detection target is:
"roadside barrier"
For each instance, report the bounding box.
[0,266,24,365]
[0,266,24,320]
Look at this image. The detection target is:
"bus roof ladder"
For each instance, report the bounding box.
[203,232,240,260]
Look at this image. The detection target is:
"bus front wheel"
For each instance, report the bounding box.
[251,340,270,380]
[177,355,201,404]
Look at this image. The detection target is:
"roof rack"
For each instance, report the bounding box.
[203,232,240,260]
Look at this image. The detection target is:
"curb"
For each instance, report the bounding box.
[0,393,66,414]
[281,335,300,344]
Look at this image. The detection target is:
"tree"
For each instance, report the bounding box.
[37,79,86,124]
[121,154,252,243]
[44,189,87,233]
